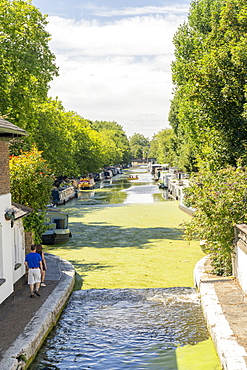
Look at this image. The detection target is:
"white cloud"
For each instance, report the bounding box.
[48,15,179,57]
[47,10,187,138]
[89,5,189,17]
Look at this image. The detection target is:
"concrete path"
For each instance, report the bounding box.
[194,256,247,370]
[0,253,75,370]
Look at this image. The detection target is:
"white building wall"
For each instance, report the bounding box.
[0,193,14,304]
[13,219,26,284]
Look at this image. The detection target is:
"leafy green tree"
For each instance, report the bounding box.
[33,102,130,175]
[0,1,131,175]
[32,99,79,175]
[72,120,106,174]
[0,0,58,132]
[183,163,247,276]
[129,133,150,159]
[34,100,103,176]
[149,129,174,165]
[9,146,53,242]
[92,121,131,165]
[170,0,247,171]
[168,95,199,172]
[95,128,124,166]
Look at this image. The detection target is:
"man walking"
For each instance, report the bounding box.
[25,244,43,298]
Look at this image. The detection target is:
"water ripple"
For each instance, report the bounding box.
[30,288,209,370]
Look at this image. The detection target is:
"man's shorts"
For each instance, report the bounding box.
[28,268,41,284]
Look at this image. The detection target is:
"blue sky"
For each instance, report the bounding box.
[31,0,191,138]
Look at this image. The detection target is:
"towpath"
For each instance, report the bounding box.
[0,253,75,370]
[195,257,247,370]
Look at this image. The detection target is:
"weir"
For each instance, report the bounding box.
[30,288,211,369]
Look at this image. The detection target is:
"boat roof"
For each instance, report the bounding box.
[45,208,68,215]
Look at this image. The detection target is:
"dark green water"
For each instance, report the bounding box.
[76,168,168,205]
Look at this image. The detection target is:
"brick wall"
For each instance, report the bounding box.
[0,140,10,195]
[25,231,34,255]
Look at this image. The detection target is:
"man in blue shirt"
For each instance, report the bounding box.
[25,244,43,298]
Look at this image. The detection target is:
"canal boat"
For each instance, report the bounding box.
[104,170,113,179]
[93,172,105,181]
[51,185,78,205]
[158,183,168,190]
[78,177,95,190]
[41,208,72,245]
[127,175,139,180]
[108,166,118,176]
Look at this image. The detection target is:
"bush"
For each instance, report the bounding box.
[183,164,247,275]
[9,146,53,242]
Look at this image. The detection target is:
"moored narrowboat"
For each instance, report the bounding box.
[93,172,105,181]
[52,185,77,205]
[78,177,95,190]
[41,208,72,245]
[104,170,113,179]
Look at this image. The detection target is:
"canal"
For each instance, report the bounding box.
[30,168,221,369]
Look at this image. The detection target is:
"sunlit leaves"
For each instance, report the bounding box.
[129,133,150,159]
[32,100,131,176]
[149,129,174,165]
[170,0,247,171]
[0,0,58,130]
[9,145,53,210]
[92,121,131,165]
[183,164,247,275]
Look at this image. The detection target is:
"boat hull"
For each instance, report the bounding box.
[79,185,94,190]
[52,186,77,205]
[41,229,71,245]
[42,208,72,245]
[158,183,168,189]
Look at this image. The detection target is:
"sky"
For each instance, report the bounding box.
[31,0,191,139]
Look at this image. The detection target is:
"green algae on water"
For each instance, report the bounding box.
[47,202,204,289]
[176,339,222,370]
[44,199,221,369]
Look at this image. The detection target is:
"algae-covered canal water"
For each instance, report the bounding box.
[30,168,221,369]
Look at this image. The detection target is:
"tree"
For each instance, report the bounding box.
[168,94,199,173]
[92,121,131,165]
[0,0,58,132]
[170,0,247,171]
[32,99,79,176]
[129,133,150,159]
[149,129,174,165]
[72,120,106,174]
[36,101,106,176]
[33,102,131,176]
